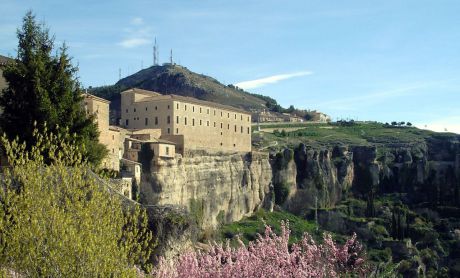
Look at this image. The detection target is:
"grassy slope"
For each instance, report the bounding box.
[252,121,458,152]
[218,209,321,245]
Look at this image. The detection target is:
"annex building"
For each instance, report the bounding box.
[121,88,252,154]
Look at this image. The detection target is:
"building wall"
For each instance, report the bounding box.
[152,143,175,158]
[84,94,121,171]
[172,100,251,152]
[121,90,252,153]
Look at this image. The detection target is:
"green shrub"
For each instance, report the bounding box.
[0,128,154,276]
[274,182,290,205]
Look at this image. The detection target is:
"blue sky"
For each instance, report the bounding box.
[1,0,460,132]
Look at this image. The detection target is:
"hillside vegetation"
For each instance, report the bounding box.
[253,121,458,152]
[89,64,275,121]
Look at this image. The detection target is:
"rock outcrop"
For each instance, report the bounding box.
[270,135,460,212]
[141,151,273,230]
[274,144,354,214]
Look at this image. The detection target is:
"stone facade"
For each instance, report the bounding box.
[83,93,123,171]
[121,88,252,153]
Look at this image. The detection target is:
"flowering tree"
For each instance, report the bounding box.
[155,222,368,277]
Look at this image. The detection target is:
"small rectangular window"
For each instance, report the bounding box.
[145,118,148,126]
[185,117,187,125]
[235,125,237,132]
[185,105,187,111]
[214,122,216,127]
[221,123,223,129]
[247,127,250,134]
[167,128,170,134]
[193,119,195,126]
[177,103,179,109]
[200,107,202,113]
[167,116,171,124]
[155,117,158,125]
[168,105,170,109]
[176,116,179,124]
[125,119,129,126]
[176,128,179,134]
[155,106,158,110]
[241,126,243,133]
[146,107,148,111]
[207,109,209,114]
[228,113,230,118]
[207,121,209,126]
[199,120,202,126]
[193,106,195,112]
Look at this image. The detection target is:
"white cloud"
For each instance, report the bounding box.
[131,17,144,25]
[118,38,151,48]
[235,71,313,90]
[118,17,152,49]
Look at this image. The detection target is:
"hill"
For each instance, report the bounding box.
[89,64,278,123]
[0,55,13,93]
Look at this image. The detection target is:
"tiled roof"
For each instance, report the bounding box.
[136,93,251,115]
[83,93,111,104]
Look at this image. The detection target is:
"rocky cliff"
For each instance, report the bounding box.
[140,151,273,230]
[272,135,460,212]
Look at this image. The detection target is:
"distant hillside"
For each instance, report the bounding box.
[0,55,13,93]
[89,64,277,123]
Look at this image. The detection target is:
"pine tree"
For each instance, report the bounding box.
[0,11,106,166]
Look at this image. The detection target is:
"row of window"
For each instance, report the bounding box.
[125,104,250,122]
[125,117,250,134]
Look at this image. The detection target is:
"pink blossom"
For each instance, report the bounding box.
[154,221,368,278]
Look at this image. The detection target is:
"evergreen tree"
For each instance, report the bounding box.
[0,11,106,166]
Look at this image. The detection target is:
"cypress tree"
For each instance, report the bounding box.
[0,11,107,166]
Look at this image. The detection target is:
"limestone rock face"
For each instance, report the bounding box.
[141,151,273,230]
[284,144,354,214]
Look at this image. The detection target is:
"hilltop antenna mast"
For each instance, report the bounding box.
[118,68,121,80]
[170,49,173,64]
[153,38,159,65]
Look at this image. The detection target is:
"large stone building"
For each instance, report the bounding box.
[121,88,252,153]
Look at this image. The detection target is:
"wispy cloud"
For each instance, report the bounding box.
[235,71,313,90]
[118,38,150,48]
[315,81,442,111]
[118,17,152,49]
[130,17,144,25]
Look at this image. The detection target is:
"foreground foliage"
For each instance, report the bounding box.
[0,128,153,276]
[155,222,368,278]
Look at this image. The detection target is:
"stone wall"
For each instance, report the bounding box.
[140,151,273,229]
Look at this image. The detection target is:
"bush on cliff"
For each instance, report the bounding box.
[274,181,290,205]
[0,128,154,276]
[154,221,368,277]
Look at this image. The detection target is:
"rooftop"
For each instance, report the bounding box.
[128,88,251,115]
[83,93,111,104]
